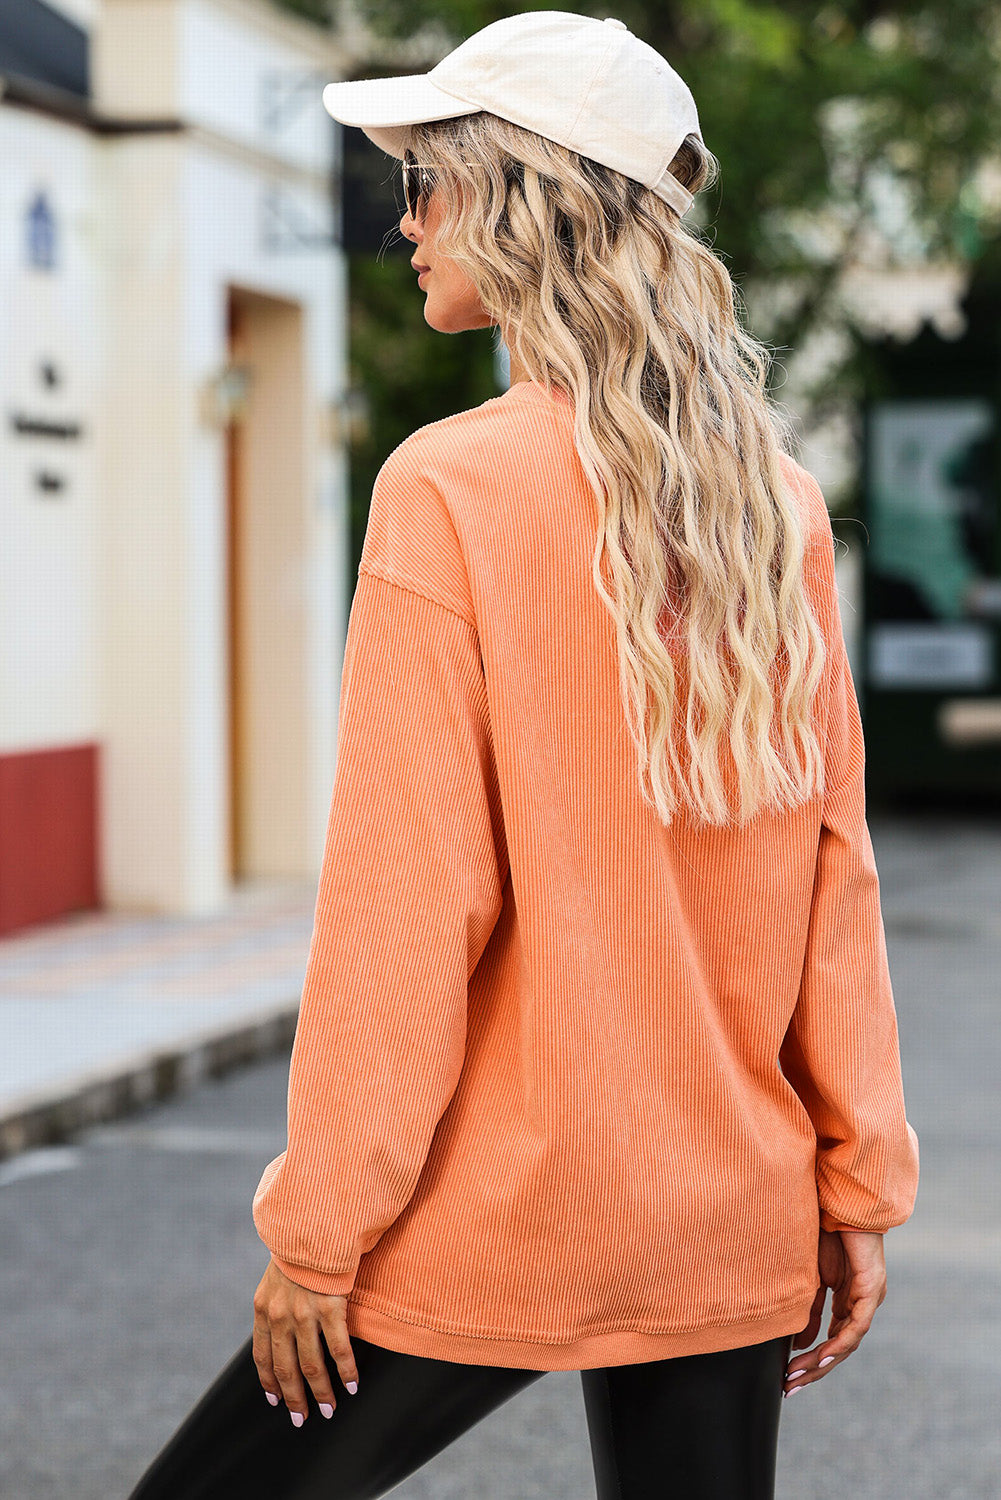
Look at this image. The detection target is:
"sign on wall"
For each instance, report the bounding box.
[25,190,57,271]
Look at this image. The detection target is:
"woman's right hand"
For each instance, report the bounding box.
[783,1228,887,1395]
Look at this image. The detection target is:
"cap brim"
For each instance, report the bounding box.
[322,74,482,160]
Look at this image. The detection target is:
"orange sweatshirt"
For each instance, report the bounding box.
[253,379,919,1370]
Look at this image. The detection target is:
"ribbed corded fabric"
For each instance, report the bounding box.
[252,379,919,1371]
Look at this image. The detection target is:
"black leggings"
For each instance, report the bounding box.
[126,1329,794,1499]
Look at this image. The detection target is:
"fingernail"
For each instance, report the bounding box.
[346,1380,358,1394]
[290,1411,304,1428]
[819,1355,835,1367]
[265,1392,280,1406]
[319,1403,334,1418]
[786,1369,808,1380]
[784,1384,803,1397]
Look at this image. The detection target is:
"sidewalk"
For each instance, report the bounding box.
[0,877,317,1160]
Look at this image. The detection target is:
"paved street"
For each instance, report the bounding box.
[1,813,998,1499]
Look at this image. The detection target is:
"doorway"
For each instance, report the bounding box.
[224,286,310,881]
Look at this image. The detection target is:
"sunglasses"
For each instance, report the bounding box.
[402,150,437,220]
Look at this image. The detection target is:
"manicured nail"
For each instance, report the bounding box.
[786,1369,808,1380]
[784,1385,803,1398]
[265,1392,280,1406]
[819,1355,835,1367]
[346,1380,358,1394]
[319,1403,334,1418]
[290,1411,304,1428]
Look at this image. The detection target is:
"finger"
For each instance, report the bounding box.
[818,1287,880,1362]
[251,1310,281,1408]
[784,1287,882,1392]
[784,1345,837,1392]
[270,1324,310,1426]
[293,1317,341,1419]
[319,1305,361,1398]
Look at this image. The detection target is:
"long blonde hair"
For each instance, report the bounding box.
[403,113,828,829]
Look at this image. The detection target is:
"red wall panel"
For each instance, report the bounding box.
[0,744,101,937]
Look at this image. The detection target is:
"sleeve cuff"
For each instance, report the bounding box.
[270,1256,358,1297]
[819,1209,887,1235]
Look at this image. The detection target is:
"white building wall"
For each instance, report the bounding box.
[90,0,347,913]
[96,133,190,907]
[0,0,347,927]
[0,108,102,754]
[180,0,334,175]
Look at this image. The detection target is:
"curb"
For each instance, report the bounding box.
[0,1003,299,1163]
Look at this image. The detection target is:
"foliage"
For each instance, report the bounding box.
[274,0,334,26]
[346,254,499,580]
[274,0,1001,532]
[354,0,1001,272]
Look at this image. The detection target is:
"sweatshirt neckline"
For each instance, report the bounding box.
[502,380,574,412]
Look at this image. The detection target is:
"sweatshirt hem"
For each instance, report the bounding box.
[343,1289,816,1371]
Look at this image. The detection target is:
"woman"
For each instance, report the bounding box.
[126,12,919,1499]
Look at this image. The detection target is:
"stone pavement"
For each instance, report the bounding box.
[0,877,318,1159]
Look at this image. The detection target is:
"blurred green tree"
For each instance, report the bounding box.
[275,0,1001,551]
[275,0,333,24]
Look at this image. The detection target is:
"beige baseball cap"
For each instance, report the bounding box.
[322,10,703,217]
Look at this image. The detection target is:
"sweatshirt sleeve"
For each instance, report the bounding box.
[778,474,920,1235]
[252,438,507,1295]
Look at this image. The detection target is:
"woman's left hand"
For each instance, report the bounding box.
[252,1257,360,1425]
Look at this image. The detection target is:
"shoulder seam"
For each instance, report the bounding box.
[358,563,478,630]
[368,440,478,625]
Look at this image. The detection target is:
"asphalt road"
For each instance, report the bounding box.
[1,813,998,1499]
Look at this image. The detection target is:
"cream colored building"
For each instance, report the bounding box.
[0,0,356,933]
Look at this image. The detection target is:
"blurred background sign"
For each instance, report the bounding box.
[861,268,1001,802]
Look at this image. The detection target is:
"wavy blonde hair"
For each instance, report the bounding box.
[402,113,828,828]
